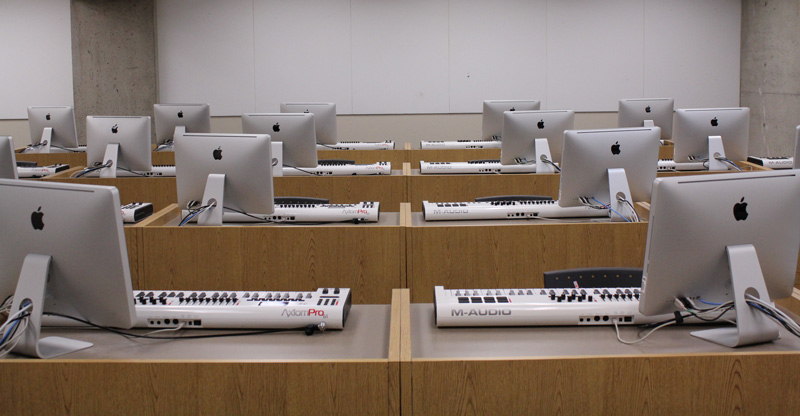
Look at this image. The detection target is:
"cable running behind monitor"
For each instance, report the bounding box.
[86,116,153,177]
[672,107,750,169]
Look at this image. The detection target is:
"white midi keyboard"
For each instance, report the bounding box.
[422,200,608,221]
[420,160,536,174]
[420,139,501,149]
[434,286,677,327]
[317,141,395,150]
[283,161,391,176]
[133,288,351,329]
[182,201,380,224]
[16,164,70,178]
[747,156,794,169]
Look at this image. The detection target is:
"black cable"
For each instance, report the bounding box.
[43,312,323,339]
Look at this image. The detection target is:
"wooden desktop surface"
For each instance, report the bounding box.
[2,303,401,416]
[407,302,800,415]
[134,205,407,304]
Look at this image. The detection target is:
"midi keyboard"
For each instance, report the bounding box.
[422,200,607,221]
[182,201,380,223]
[420,160,536,174]
[434,286,675,327]
[17,164,70,178]
[283,162,391,176]
[420,140,501,149]
[317,141,395,150]
[133,288,351,329]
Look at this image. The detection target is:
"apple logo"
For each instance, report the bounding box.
[31,206,44,230]
[711,117,719,127]
[213,147,222,160]
[273,123,280,133]
[645,106,651,113]
[177,111,184,118]
[537,120,545,129]
[45,113,51,121]
[509,107,516,112]
[111,124,119,134]
[611,141,621,155]
[304,109,310,113]
[733,197,748,221]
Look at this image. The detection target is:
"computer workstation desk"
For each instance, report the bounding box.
[1,289,407,415]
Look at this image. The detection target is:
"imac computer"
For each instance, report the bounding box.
[0,179,135,358]
[1,136,18,179]
[85,116,153,178]
[481,100,541,140]
[25,106,80,153]
[153,103,211,150]
[639,170,800,347]
[174,132,274,226]
[794,125,800,169]
[617,98,674,140]
[499,109,575,172]
[280,102,337,145]
[672,107,750,170]
[558,127,661,221]
[242,113,317,169]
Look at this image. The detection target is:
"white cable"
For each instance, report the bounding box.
[613,319,676,344]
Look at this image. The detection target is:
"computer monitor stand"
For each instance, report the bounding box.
[607,167,634,222]
[27,128,53,153]
[10,253,93,358]
[643,120,655,128]
[534,138,556,174]
[691,244,780,347]
[99,143,120,178]
[197,173,225,226]
[707,135,728,171]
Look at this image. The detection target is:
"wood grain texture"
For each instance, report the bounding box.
[14,148,88,167]
[408,221,648,303]
[0,361,393,415]
[410,354,800,415]
[658,143,673,160]
[408,148,501,169]
[408,173,561,212]
[138,209,405,304]
[42,175,178,213]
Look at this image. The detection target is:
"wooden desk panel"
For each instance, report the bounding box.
[2,303,402,416]
[406,215,647,303]
[15,148,87,167]
[42,171,178,213]
[137,206,407,304]
[408,172,560,212]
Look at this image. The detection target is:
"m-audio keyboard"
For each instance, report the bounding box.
[317,140,395,150]
[747,156,794,169]
[420,160,536,174]
[182,201,380,223]
[422,200,607,221]
[420,139,501,149]
[133,288,351,329]
[283,162,391,176]
[434,286,674,327]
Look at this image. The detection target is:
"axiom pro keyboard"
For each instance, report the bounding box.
[422,200,607,221]
[434,286,674,327]
[182,201,380,223]
[420,160,536,174]
[283,161,391,176]
[133,288,351,329]
[420,139,501,149]
[317,140,395,150]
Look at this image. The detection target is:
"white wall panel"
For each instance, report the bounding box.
[547,0,645,111]
[156,0,255,116]
[644,0,741,109]
[449,0,547,113]
[350,0,450,114]
[253,0,353,113]
[0,0,73,119]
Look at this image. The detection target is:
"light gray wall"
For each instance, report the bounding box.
[740,0,800,157]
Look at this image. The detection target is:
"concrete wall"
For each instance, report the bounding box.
[740,0,800,156]
[70,0,156,143]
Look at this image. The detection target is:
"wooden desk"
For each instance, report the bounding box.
[135,204,408,304]
[42,168,407,213]
[406,299,800,415]
[405,212,648,303]
[407,170,560,213]
[15,147,87,167]
[1,297,404,416]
